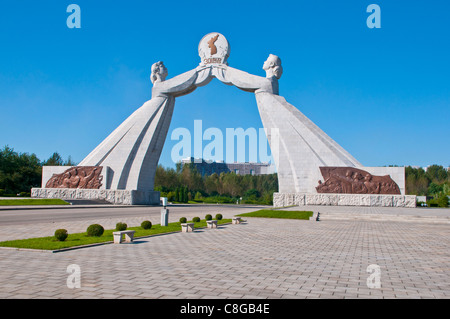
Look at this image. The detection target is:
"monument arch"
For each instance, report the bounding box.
[32,33,416,207]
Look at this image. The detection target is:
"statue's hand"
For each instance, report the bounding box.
[195,64,211,72]
[212,63,227,71]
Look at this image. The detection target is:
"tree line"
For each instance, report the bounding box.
[1,145,448,206]
[405,165,449,196]
[154,163,278,205]
[405,165,449,206]
[0,146,75,196]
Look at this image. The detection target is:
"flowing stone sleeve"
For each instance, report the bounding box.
[255,92,362,194]
[152,68,199,98]
[79,67,205,192]
[218,66,273,93]
[78,95,173,191]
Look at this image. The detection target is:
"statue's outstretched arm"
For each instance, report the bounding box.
[213,65,277,94]
[220,66,266,92]
[152,68,200,97]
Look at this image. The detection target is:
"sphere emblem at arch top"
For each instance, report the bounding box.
[198,32,230,66]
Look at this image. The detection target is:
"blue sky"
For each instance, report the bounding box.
[0,0,448,169]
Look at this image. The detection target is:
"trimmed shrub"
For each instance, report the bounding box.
[141,220,152,230]
[192,216,200,223]
[179,217,187,223]
[86,224,104,237]
[215,213,223,221]
[115,222,127,231]
[54,229,68,242]
[205,214,212,221]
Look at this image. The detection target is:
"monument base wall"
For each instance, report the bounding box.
[31,188,160,205]
[273,192,416,208]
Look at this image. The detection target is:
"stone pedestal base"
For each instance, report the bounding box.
[273,193,416,208]
[161,209,169,226]
[31,188,160,205]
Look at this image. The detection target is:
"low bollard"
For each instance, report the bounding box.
[161,208,169,226]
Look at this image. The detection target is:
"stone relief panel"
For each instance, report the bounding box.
[316,167,401,195]
[45,166,103,189]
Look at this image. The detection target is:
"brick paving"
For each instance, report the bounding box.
[0,206,449,299]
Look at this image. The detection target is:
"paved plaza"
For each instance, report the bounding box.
[0,204,449,299]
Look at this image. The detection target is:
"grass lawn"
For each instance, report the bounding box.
[0,218,232,251]
[237,209,313,220]
[0,199,70,206]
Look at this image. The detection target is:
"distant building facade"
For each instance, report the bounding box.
[181,158,276,176]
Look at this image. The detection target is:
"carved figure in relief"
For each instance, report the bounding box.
[46,167,103,189]
[364,174,381,194]
[316,167,400,195]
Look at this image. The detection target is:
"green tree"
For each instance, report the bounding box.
[153,164,279,203]
[244,188,260,200]
[64,155,77,166]
[405,166,430,195]
[0,146,42,194]
[194,191,202,201]
[428,182,443,196]
[443,183,450,195]
[43,152,64,166]
[426,165,447,184]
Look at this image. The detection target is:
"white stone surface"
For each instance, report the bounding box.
[361,166,406,195]
[40,34,406,207]
[181,223,195,232]
[161,208,169,226]
[206,220,218,229]
[113,230,136,244]
[274,192,416,208]
[31,188,160,205]
[232,217,242,224]
[256,92,362,194]
[42,166,73,188]
[77,62,220,195]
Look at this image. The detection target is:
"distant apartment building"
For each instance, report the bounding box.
[181,158,276,176]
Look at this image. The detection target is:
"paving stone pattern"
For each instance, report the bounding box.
[0,209,449,299]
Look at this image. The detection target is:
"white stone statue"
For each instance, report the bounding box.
[34,32,412,207]
[79,62,208,196]
[150,61,168,84]
[214,54,281,95]
[212,54,361,194]
[263,54,283,79]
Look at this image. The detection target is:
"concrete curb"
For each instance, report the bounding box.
[0,222,234,254]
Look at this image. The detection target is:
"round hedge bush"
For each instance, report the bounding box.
[54,229,68,242]
[215,213,223,221]
[179,217,187,223]
[116,222,127,231]
[192,216,200,223]
[86,224,104,237]
[141,220,152,230]
[205,214,212,221]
